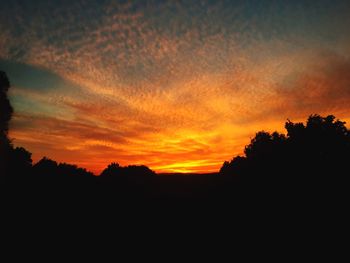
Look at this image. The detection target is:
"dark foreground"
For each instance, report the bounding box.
[2,170,347,249]
[1,171,345,207]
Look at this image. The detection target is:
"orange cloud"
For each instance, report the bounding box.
[9,47,350,174]
[270,50,350,121]
[3,1,350,174]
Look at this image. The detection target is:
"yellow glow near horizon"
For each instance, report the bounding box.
[3,0,350,175]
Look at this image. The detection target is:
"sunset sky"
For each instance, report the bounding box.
[1,0,350,174]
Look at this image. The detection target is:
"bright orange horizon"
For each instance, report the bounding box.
[2,1,350,174]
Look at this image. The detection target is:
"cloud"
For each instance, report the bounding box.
[2,0,350,173]
[270,50,350,120]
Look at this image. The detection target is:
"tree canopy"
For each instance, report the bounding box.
[220,114,350,187]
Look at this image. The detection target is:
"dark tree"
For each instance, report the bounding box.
[0,72,34,176]
[58,163,94,177]
[244,131,286,160]
[8,147,32,175]
[33,157,59,177]
[100,163,155,177]
[123,165,155,177]
[33,157,93,177]
[100,162,122,177]
[0,71,14,174]
[0,71,13,141]
[220,114,350,188]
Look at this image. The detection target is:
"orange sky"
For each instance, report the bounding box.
[2,0,350,174]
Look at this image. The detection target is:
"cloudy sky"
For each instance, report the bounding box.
[1,0,350,173]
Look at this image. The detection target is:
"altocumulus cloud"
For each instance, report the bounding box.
[1,0,350,173]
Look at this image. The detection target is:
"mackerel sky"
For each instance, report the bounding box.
[1,0,350,173]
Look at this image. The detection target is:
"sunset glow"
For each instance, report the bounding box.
[1,0,350,174]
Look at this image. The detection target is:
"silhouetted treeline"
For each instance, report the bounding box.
[100,162,155,177]
[220,114,350,190]
[33,157,94,177]
[1,70,349,202]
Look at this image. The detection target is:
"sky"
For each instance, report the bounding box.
[1,0,350,174]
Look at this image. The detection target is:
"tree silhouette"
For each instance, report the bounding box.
[0,71,33,176]
[100,163,155,177]
[100,162,122,177]
[0,72,92,178]
[33,157,59,177]
[8,147,32,175]
[0,71,13,141]
[33,157,94,177]
[1,70,349,201]
[244,131,286,160]
[0,71,13,174]
[58,163,94,177]
[220,114,350,188]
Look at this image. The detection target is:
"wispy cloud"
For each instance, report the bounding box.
[2,0,350,173]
